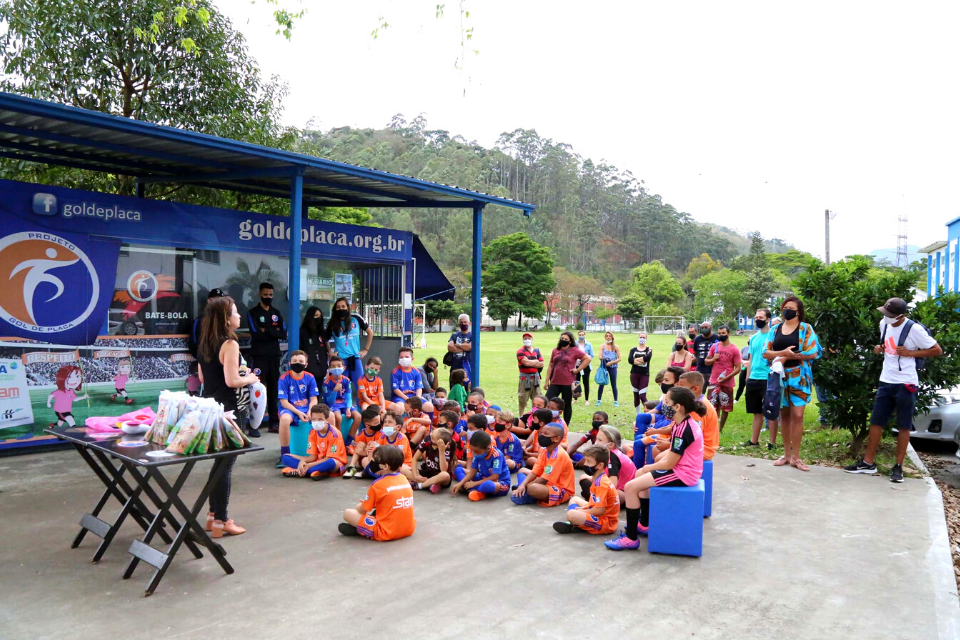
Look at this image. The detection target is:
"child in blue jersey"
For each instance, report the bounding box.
[494,409,525,473]
[275,350,320,468]
[390,347,423,411]
[451,430,511,501]
[323,356,362,443]
[632,366,683,467]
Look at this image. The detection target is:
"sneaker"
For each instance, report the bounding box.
[310,471,326,481]
[844,459,877,475]
[275,457,285,469]
[125,397,134,404]
[743,440,760,447]
[346,444,356,456]
[342,467,357,479]
[595,400,601,407]
[890,464,904,483]
[636,523,649,537]
[553,522,576,534]
[281,467,300,478]
[411,482,423,491]
[268,424,280,434]
[767,443,774,451]
[338,523,359,537]
[429,484,442,494]
[604,534,641,550]
[468,490,487,501]
[614,401,620,408]
[247,427,261,438]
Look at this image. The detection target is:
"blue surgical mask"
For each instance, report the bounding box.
[330,367,344,376]
[382,426,396,437]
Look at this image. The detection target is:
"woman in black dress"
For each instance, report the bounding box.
[300,306,328,382]
[198,296,260,538]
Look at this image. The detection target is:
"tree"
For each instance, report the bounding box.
[798,257,960,455]
[482,233,555,331]
[685,253,723,284]
[555,269,603,324]
[631,261,684,305]
[616,293,647,325]
[765,249,819,276]
[425,299,463,331]
[693,270,748,323]
[594,306,615,322]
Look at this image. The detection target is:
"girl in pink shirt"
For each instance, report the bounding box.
[112,359,134,404]
[47,365,88,427]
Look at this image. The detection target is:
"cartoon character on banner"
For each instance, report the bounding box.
[47,365,89,428]
[186,361,201,397]
[111,358,135,404]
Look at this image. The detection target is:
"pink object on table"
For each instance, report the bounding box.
[85,407,157,433]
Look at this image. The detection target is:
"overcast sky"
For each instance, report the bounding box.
[224,0,950,260]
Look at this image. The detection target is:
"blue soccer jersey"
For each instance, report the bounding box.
[494,432,524,468]
[471,446,510,485]
[278,371,319,411]
[391,366,423,402]
[322,374,353,409]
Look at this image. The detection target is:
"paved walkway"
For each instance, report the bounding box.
[1,443,957,640]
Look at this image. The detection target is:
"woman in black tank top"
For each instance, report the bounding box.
[198,296,261,538]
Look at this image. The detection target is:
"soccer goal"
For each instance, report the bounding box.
[641,316,687,335]
[413,303,427,349]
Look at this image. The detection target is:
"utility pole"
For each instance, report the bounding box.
[824,209,831,265]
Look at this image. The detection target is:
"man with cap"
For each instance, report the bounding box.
[845,297,941,482]
[516,332,544,415]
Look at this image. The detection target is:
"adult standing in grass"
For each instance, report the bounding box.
[845,297,941,483]
[576,330,594,405]
[743,308,778,450]
[595,331,622,408]
[763,296,822,471]
[628,332,653,409]
[516,332,544,415]
[447,313,473,387]
[693,321,720,380]
[544,330,592,425]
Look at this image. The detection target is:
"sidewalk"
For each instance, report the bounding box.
[1,446,957,640]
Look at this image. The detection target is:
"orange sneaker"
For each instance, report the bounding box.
[468,490,487,501]
[281,467,300,478]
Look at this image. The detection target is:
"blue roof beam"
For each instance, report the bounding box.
[0,140,164,175]
[136,166,297,185]
[302,176,417,203]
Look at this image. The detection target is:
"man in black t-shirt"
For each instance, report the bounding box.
[693,322,720,379]
[246,282,286,435]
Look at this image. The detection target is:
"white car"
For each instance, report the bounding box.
[909,387,960,446]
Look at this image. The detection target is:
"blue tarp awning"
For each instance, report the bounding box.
[413,236,455,301]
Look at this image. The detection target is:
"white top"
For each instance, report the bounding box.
[879,319,937,385]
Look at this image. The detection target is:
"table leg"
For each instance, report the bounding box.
[123,462,204,560]
[71,443,125,550]
[90,449,175,546]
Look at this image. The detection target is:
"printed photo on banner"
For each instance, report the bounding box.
[335,273,353,300]
[0,359,34,430]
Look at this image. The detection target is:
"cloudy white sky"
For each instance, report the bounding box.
[224,0,951,259]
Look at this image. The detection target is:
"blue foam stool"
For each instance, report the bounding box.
[340,415,354,443]
[648,480,705,557]
[290,420,310,457]
[702,460,713,518]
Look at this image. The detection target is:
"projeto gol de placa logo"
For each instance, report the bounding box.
[0,232,99,333]
[127,270,158,303]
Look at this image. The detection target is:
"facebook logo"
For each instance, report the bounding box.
[32,193,58,216]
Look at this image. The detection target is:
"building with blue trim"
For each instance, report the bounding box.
[920,215,960,299]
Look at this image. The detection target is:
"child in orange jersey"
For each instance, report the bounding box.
[361,411,413,479]
[554,445,620,534]
[403,396,433,447]
[357,356,386,412]
[340,445,416,541]
[343,405,382,479]
[512,423,575,507]
[280,404,347,479]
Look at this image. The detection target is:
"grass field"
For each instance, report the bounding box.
[418,330,908,473]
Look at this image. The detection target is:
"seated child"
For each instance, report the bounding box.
[494,409,524,472]
[554,445,620,535]
[362,411,413,479]
[522,408,554,468]
[447,369,469,410]
[410,427,458,493]
[343,405,382,478]
[605,387,704,551]
[464,392,486,420]
[457,414,488,468]
[340,444,416,541]
[276,350,320,468]
[567,410,608,465]
[403,396,432,447]
[679,371,718,461]
[470,387,491,410]
[357,356,386,412]
[547,397,569,445]
[323,356,362,443]
[512,423,575,507]
[452,430,511,501]
[433,387,448,405]
[279,404,347,479]
[514,394,547,438]
[580,425,636,505]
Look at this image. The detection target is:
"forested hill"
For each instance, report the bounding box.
[295,116,792,281]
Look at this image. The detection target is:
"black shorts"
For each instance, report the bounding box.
[650,469,687,487]
[871,382,917,431]
[745,379,766,414]
[55,411,73,421]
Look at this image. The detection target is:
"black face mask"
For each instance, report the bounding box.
[660,383,674,394]
[674,343,685,351]
[782,309,798,321]
[261,297,272,307]
[290,363,306,374]
[719,335,729,342]
[688,333,696,339]
[531,422,542,431]
[538,433,554,448]
[494,423,506,433]
[336,308,350,318]
[558,339,570,348]
[369,423,382,432]
[460,323,469,331]
[591,420,604,431]
[467,404,479,412]
[755,319,767,329]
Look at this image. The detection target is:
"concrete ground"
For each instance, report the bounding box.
[1,440,958,640]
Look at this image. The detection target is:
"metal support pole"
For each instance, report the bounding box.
[470,205,483,385]
[135,182,145,198]
[824,209,831,265]
[287,173,304,353]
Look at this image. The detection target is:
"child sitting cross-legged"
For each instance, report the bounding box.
[343,405,382,479]
[457,413,488,470]
[522,408,554,468]
[493,409,525,473]
[553,444,621,535]
[580,425,636,506]
[402,396,433,447]
[410,427,459,494]
[512,423,575,507]
[605,386,704,551]
[361,410,413,479]
[451,429,511,501]
[279,404,347,480]
[339,444,416,541]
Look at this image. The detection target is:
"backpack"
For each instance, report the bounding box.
[442,351,457,368]
[881,319,930,371]
[762,370,782,422]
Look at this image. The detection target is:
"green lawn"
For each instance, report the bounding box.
[418,330,908,473]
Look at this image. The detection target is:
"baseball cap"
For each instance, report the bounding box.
[207,288,224,300]
[522,332,532,338]
[877,297,907,317]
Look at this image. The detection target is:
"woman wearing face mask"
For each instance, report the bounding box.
[628,332,654,409]
[326,297,373,400]
[300,306,328,383]
[543,331,592,425]
[419,357,440,399]
[595,332,621,408]
[575,331,594,405]
[667,333,695,371]
[763,296,822,472]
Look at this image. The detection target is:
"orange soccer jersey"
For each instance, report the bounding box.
[532,446,576,500]
[694,400,720,461]
[580,473,620,534]
[307,427,347,465]
[357,473,416,541]
[375,431,413,467]
[403,412,430,438]
[354,427,380,457]
[357,376,384,407]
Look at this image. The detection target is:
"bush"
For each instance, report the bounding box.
[575,321,585,331]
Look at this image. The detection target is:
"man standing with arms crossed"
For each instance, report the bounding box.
[247,282,286,436]
[517,332,544,415]
[448,313,473,387]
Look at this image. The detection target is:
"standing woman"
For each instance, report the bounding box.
[419,357,440,399]
[667,334,695,371]
[628,332,654,409]
[576,330,595,406]
[198,296,259,538]
[763,296,821,471]
[326,297,373,399]
[544,330,592,425]
[595,331,622,408]
[300,306,328,382]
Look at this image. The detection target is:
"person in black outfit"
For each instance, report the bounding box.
[627,333,653,409]
[246,282,286,436]
[188,288,224,358]
[198,296,260,538]
[693,321,720,379]
[300,306,328,382]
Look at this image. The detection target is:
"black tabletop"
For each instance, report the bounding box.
[44,427,263,467]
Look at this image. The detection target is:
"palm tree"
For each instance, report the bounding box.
[226,258,286,308]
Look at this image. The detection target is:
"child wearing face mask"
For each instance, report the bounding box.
[323,356,363,445]
[279,404,347,479]
[493,410,525,472]
[362,411,413,479]
[275,350,320,468]
[464,392,486,421]
[452,429,511,501]
[628,333,653,409]
[632,366,685,467]
[343,405,382,479]
[587,426,637,505]
[554,445,621,535]
[357,356,386,412]
[403,396,433,446]
[410,427,459,493]
[447,369,469,411]
[340,444,416,541]
[515,394,546,438]
[512,423,576,506]
[547,397,569,446]
[456,414,488,469]
[522,408,555,468]
[391,347,423,410]
[567,410,608,465]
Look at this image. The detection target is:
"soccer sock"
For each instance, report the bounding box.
[280,445,290,456]
[572,452,583,463]
[280,454,300,469]
[639,497,650,528]
[515,472,527,487]
[625,507,640,541]
[65,416,76,427]
[307,459,338,475]
[475,480,497,494]
[120,390,128,398]
[579,477,592,500]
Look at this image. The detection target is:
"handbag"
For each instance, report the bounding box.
[443,351,457,368]
[594,364,610,386]
[762,363,783,422]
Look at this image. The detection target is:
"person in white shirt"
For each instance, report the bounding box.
[845,297,941,482]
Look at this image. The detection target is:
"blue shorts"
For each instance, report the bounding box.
[871,382,917,431]
[279,408,300,422]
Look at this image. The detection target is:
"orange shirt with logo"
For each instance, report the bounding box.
[375,431,413,467]
[532,446,575,497]
[360,473,416,541]
[307,427,347,465]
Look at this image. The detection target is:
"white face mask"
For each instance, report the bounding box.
[882,315,900,326]
[606,338,613,344]
[398,357,412,367]
[523,339,533,347]
[638,338,647,345]
[486,415,495,425]
[312,420,327,432]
